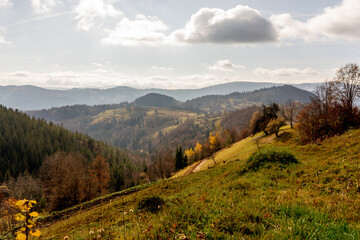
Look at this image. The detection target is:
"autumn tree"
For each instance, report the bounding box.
[184,148,195,164]
[250,103,280,135]
[40,152,94,211]
[266,118,285,137]
[90,155,110,196]
[297,79,349,143]
[194,142,203,161]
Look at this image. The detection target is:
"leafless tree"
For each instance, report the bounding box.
[315,80,338,121]
[334,63,360,128]
[335,63,360,111]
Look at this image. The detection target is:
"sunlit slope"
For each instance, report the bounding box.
[39,128,360,239]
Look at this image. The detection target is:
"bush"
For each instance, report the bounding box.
[266,118,286,137]
[247,148,298,171]
[138,195,164,213]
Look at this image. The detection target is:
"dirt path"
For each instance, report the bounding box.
[193,159,209,172]
[182,160,204,176]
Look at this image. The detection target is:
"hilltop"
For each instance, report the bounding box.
[36,127,360,239]
[134,93,179,108]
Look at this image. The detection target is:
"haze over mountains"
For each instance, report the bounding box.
[26,85,315,153]
[0,82,319,111]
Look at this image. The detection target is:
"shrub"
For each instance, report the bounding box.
[138,195,164,213]
[266,118,286,137]
[247,148,298,171]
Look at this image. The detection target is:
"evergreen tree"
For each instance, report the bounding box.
[175,147,187,171]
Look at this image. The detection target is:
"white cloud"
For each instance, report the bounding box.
[31,0,58,14]
[0,27,11,45]
[151,66,174,71]
[208,59,244,72]
[171,5,277,44]
[0,35,11,45]
[74,0,121,31]
[101,14,168,46]
[0,0,12,8]
[92,62,102,67]
[254,67,319,79]
[271,0,360,41]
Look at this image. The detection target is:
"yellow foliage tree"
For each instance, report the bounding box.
[194,142,203,161]
[184,148,195,163]
[209,131,222,151]
[14,199,41,240]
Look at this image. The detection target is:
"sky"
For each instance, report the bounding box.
[0,0,359,89]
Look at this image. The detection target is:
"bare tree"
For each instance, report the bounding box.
[315,80,338,122]
[335,63,360,111]
[282,100,296,129]
[334,63,360,128]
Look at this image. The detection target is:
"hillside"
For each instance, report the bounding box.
[36,127,360,239]
[0,82,317,111]
[0,105,141,190]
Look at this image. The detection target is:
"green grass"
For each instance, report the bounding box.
[36,128,360,239]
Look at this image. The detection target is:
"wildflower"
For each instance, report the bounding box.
[89,231,94,235]
[177,233,188,239]
[97,235,102,239]
[64,236,69,240]
[97,229,104,233]
[129,209,134,213]
[123,212,127,215]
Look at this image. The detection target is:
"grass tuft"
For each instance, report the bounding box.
[138,195,165,213]
[247,147,298,171]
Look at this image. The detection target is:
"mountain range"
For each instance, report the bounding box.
[0,82,319,110]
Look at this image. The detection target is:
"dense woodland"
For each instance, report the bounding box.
[0,105,144,210]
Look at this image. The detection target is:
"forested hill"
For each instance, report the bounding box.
[182,85,315,112]
[134,93,179,108]
[0,105,140,188]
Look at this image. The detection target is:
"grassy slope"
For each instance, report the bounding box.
[40,127,360,239]
[91,106,199,126]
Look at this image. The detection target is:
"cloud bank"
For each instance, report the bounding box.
[254,67,319,79]
[271,0,360,41]
[208,59,244,72]
[102,15,168,46]
[172,5,277,44]
[74,0,121,31]
[0,0,11,8]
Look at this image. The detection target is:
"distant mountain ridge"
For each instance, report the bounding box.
[0,82,320,110]
[182,85,315,113]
